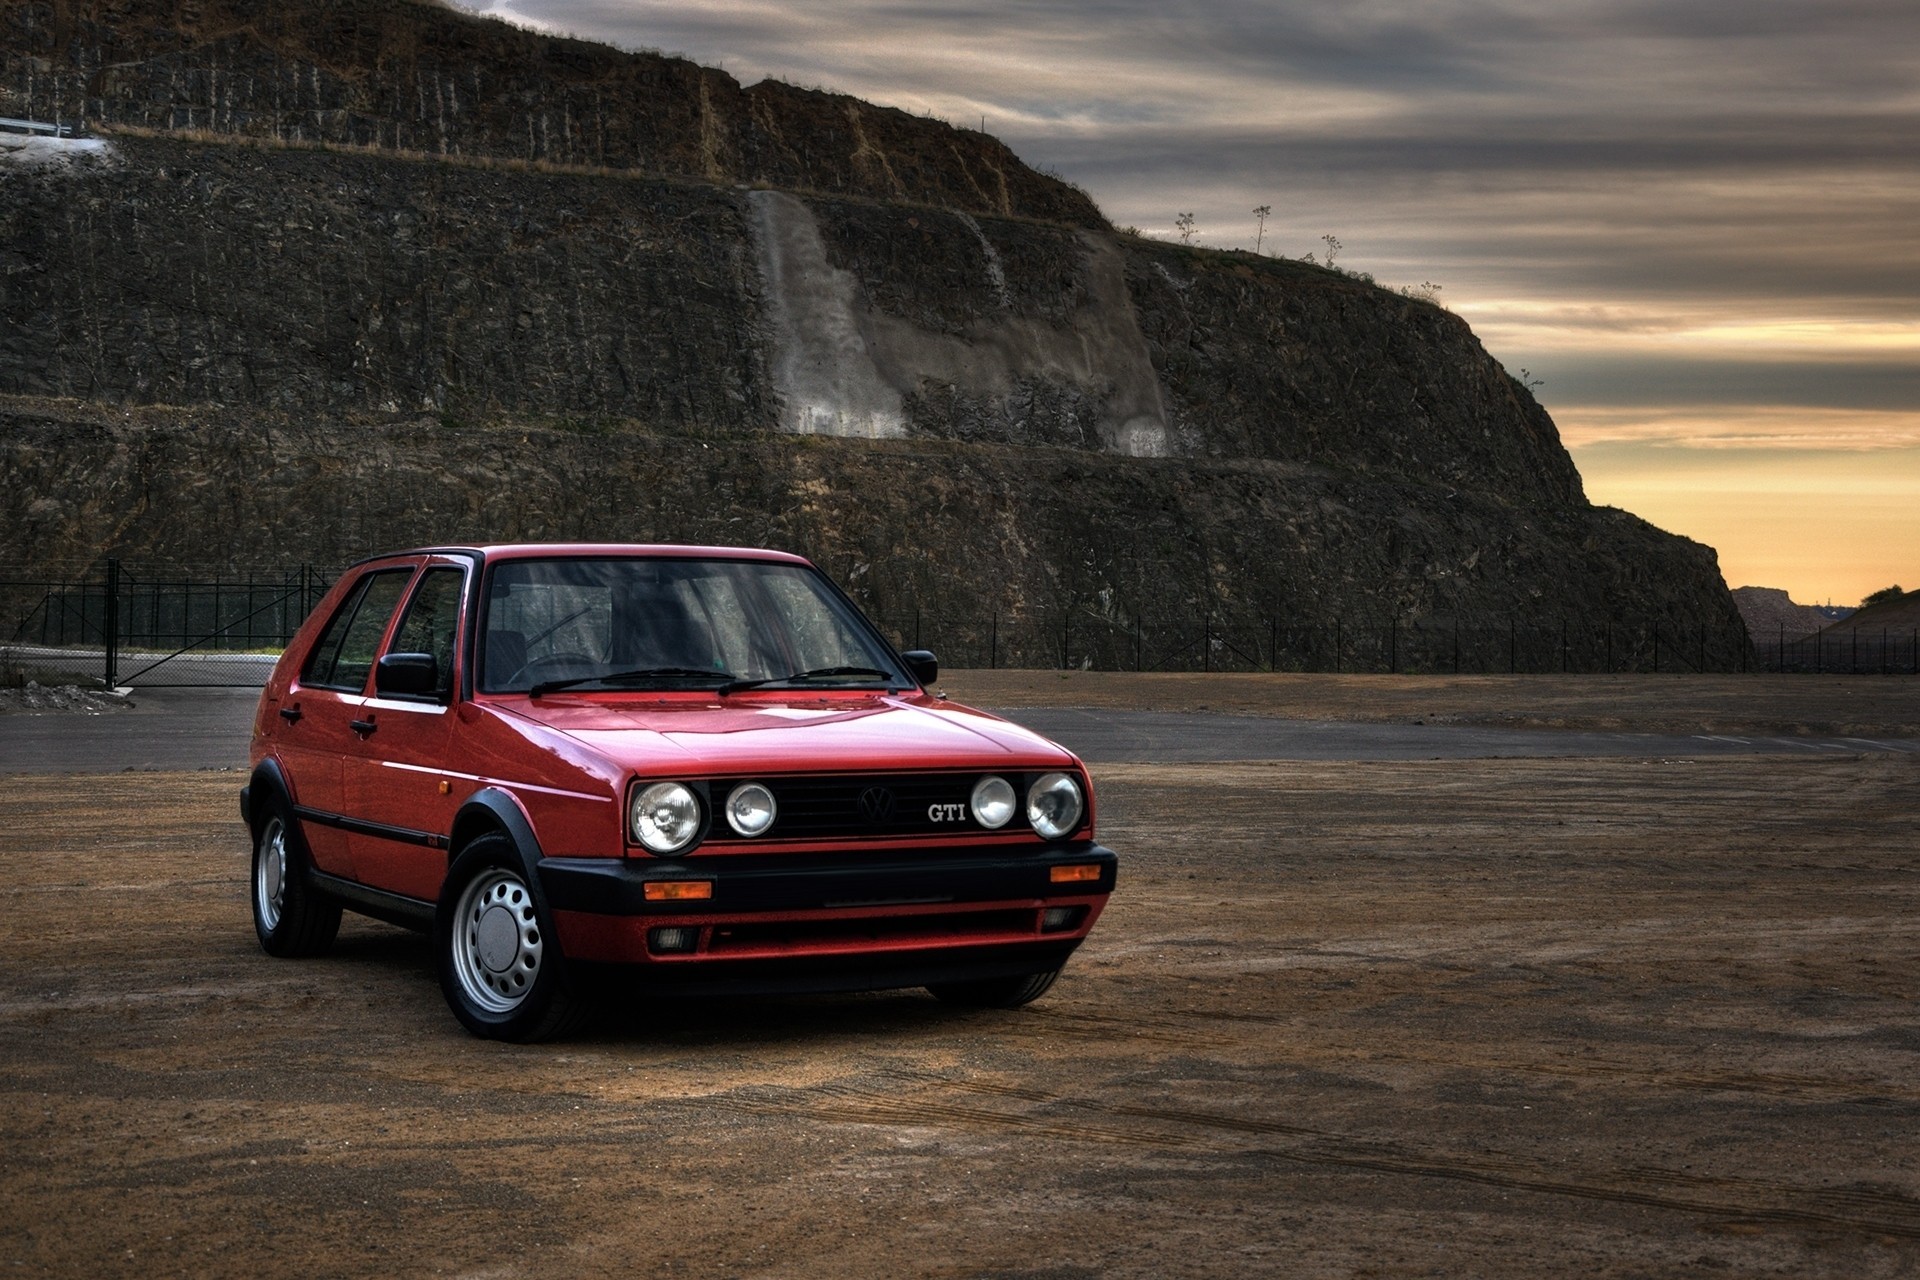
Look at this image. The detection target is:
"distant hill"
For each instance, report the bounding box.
[1811,590,1920,638]
[1732,587,1847,642]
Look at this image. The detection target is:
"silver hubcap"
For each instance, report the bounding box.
[452,869,544,1014]
[255,818,287,931]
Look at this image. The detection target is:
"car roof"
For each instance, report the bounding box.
[347,543,815,570]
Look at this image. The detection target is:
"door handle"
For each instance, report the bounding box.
[350,718,377,736]
[278,705,302,724]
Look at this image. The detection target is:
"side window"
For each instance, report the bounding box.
[388,568,464,701]
[302,570,412,692]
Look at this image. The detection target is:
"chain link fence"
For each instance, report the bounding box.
[8,561,1913,688]
[866,607,1789,675]
[1,562,335,687]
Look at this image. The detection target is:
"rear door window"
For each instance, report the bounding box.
[302,569,413,692]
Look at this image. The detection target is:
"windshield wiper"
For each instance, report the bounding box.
[718,666,896,696]
[529,667,735,697]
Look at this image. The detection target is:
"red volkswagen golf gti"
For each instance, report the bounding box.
[243,545,1118,1041]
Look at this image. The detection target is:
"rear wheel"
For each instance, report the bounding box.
[251,807,341,957]
[436,834,594,1042]
[928,968,1062,1009]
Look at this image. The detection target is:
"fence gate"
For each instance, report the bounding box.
[1,561,332,688]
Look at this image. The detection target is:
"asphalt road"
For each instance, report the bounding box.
[2,688,1916,773]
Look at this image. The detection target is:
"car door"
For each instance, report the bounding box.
[342,559,470,902]
[279,563,419,877]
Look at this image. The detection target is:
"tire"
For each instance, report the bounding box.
[436,834,594,1042]
[927,967,1062,1009]
[251,804,342,957]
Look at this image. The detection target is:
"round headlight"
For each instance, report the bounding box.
[725,782,777,837]
[970,775,1016,829]
[1027,772,1084,840]
[631,781,701,855]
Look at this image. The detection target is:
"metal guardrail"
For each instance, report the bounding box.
[0,117,68,137]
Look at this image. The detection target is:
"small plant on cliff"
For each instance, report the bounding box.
[1399,281,1443,303]
[1174,211,1197,244]
[1862,584,1905,606]
[1252,205,1271,255]
[1516,368,1545,391]
[1321,234,1342,269]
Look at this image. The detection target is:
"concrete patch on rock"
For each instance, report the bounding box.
[0,134,114,172]
[750,189,907,439]
[750,190,1168,455]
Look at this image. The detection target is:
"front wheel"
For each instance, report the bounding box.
[928,968,1062,1009]
[252,808,341,957]
[436,835,593,1042]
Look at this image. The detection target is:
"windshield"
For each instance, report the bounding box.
[478,557,910,694]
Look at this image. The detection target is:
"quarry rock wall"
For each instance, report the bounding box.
[3,134,1580,506]
[0,399,1741,656]
[0,23,1748,657]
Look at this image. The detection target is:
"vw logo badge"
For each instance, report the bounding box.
[857,786,897,825]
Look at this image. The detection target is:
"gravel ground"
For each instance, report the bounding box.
[3,738,1918,1276]
[0,683,132,716]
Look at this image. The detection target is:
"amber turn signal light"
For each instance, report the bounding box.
[1049,864,1101,884]
[643,880,714,901]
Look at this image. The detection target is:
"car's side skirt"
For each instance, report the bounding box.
[308,868,436,932]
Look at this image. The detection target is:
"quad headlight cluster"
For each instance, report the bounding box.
[629,780,780,854]
[972,771,1085,839]
[630,770,1085,855]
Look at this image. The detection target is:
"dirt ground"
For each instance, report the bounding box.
[3,679,1919,1277]
[940,670,1920,739]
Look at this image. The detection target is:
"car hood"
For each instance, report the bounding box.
[496,694,1079,775]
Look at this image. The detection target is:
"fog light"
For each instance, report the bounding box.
[648,926,700,954]
[1049,863,1101,884]
[643,880,713,901]
[1041,906,1083,932]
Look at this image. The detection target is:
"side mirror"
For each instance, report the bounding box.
[900,649,938,686]
[375,652,439,697]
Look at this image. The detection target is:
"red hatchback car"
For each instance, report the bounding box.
[243,544,1118,1040]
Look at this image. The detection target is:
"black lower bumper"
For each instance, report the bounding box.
[536,841,1118,916]
[573,940,1085,998]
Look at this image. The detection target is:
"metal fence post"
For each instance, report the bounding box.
[989,610,998,670]
[103,558,120,690]
[1653,623,1660,673]
[1389,619,1397,674]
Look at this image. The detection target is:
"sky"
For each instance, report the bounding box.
[484,0,1918,605]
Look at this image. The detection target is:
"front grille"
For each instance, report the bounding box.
[722,772,1020,841]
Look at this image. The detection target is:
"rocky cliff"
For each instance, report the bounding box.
[0,1,1748,668]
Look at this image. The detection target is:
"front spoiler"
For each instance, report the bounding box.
[536,840,1117,915]
[538,840,1117,980]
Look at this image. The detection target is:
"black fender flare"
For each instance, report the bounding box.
[447,787,554,918]
[243,757,295,839]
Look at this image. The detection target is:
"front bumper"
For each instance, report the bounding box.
[539,840,1117,992]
